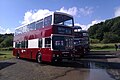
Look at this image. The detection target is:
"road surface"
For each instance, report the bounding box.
[0,51,120,80]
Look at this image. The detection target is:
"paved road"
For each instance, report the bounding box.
[0,59,75,80]
[0,51,120,80]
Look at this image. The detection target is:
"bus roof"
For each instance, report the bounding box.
[15,12,73,30]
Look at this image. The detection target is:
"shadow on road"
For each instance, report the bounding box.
[84,51,117,59]
[84,55,117,59]
[0,62,16,70]
[51,51,120,69]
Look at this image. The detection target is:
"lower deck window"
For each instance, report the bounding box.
[45,38,51,48]
[15,40,28,48]
[38,39,42,48]
[15,42,21,48]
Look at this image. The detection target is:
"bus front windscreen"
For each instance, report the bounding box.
[54,14,73,27]
[52,36,73,50]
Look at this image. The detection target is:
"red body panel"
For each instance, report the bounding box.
[13,48,53,62]
[14,26,52,42]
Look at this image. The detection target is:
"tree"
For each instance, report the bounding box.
[88,16,120,43]
[0,33,13,48]
[102,32,119,43]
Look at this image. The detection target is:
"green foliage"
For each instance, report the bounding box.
[0,34,13,48]
[102,32,120,43]
[90,38,100,44]
[88,16,120,43]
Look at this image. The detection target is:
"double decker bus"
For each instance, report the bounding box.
[73,26,90,58]
[13,12,74,63]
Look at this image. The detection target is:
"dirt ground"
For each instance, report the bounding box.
[0,51,120,80]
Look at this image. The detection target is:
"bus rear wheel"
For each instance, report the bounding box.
[37,53,42,63]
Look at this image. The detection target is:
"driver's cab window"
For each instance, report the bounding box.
[45,38,51,48]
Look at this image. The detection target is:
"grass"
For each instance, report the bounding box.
[90,43,120,51]
[91,48,119,51]
[0,51,13,60]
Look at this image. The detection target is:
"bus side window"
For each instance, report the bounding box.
[44,15,52,27]
[23,26,28,33]
[17,27,22,35]
[28,22,35,31]
[19,40,28,48]
[25,40,28,48]
[21,41,25,48]
[45,38,51,48]
[36,19,43,29]
[38,39,42,48]
[15,42,21,48]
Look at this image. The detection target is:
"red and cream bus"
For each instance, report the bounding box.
[13,12,74,63]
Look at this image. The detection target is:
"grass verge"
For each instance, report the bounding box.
[91,48,119,51]
[90,43,120,51]
[0,51,13,61]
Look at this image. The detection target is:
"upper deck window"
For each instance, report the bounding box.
[44,15,52,27]
[36,19,43,29]
[28,22,35,31]
[54,14,73,27]
[15,27,23,35]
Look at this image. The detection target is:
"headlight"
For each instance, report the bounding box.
[57,54,59,57]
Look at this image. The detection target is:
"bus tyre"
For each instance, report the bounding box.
[37,53,42,63]
[16,53,20,59]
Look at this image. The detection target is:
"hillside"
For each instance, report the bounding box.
[88,16,120,43]
[0,34,13,48]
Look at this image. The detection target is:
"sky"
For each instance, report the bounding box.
[0,0,120,34]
